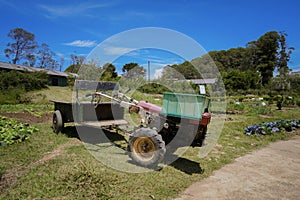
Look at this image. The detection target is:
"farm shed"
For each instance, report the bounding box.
[0,62,77,87]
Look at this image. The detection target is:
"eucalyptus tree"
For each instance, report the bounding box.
[4,28,37,65]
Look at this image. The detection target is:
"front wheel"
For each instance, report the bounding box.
[128,127,166,168]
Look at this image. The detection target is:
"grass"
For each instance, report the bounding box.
[1,105,299,199]
[1,86,300,199]
[0,104,53,118]
[0,123,68,178]
[26,86,73,104]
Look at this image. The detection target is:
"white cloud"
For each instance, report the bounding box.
[153,68,163,79]
[65,40,97,48]
[38,2,110,18]
[104,46,135,55]
[55,52,65,58]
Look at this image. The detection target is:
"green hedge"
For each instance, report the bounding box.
[0,70,48,104]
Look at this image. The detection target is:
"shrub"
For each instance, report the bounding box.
[0,70,48,104]
[0,70,48,92]
[137,83,170,94]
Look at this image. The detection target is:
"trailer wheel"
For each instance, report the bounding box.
[53,110,64,133]
[128,127,166,168]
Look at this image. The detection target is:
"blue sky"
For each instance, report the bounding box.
[1,0,300,76]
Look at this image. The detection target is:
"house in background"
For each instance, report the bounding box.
[291,71,300,76]
[0,62,77,87]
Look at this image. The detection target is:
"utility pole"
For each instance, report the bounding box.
[148,61,150,83]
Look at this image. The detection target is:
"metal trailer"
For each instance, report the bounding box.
[51,80,211,168]
[51,80,127,133]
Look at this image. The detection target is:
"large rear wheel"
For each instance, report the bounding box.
[128,127,166,168]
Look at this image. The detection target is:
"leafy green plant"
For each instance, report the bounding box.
[245,119,300,136]
[0,116,38,146]
[226,101,245,112]
[0,104,53,115]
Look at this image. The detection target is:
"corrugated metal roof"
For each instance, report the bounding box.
[291,71,300,75]
[0,62,77,77]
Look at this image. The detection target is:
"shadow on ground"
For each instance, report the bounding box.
[60,125,203,174]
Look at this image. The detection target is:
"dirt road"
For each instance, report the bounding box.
[174,135,300,200]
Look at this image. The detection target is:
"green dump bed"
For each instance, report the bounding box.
[161,92,210,120]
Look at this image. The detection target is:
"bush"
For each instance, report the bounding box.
[0,70,48,92]
[0,70,48,104]
[282,96,295,106]
[137,83,170,94]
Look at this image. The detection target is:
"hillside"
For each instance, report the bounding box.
[28,86,73,104]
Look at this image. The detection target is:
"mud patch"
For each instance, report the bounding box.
[0,112,52,124]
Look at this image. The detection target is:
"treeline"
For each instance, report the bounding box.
[2,28,299,96]
[65,30,299,95]
[208,31,294,91]
[163,31,296,94]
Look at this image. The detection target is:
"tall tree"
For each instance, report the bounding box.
[273,32,295,91]
[277,31,294,76]
[100,63,118,81]
[59,56,65,72]
[122,62,146,78]
[165,61,201,79]
[4,28,37,64]
[255,31,280,86]
[36,43,57,69]
[70,53,85,65]
[25,54,36,67]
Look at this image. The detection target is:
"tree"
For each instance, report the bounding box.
[161,61,201,80]
[65,64,80,73]
[255,31,280,86]
[4,28,37,64]
[100,63,118,81]
[59,56,65,72]
[221,69,262,91]
[277,31,294,76]
[36,43,57,69]
[70,53,85,65]
[122,62,146,78]
[175,61,201,79]
[25,54,36,67]
[289,73,300,91]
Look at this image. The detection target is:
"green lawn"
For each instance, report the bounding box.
[0,100,300,199]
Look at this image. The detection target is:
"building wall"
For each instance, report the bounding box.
[0,66,70,87]
[48,75,68,86]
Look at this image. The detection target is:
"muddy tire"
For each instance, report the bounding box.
[128,127,166,168]
[52,110,64,133]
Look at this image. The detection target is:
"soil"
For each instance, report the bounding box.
[174,134,300,200]
[0,112,52,124]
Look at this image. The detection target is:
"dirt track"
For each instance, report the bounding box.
[174,135,300,200]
